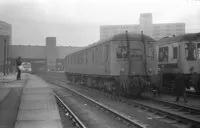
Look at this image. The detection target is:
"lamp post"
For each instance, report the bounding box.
[125,30,131,76]
[3,39,6,76]
[141,31,148,76]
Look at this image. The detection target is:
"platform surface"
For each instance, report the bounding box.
[14,74,63,128]
[0,74,27,128]
[0,73,63,128]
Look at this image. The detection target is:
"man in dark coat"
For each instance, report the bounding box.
[191,72,199,92]
[16,57,22,80]
[175,72,187,103]
[150,74,161,97]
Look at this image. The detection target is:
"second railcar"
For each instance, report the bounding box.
[156,33,200,93]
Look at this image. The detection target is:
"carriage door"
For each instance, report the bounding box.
[197,43,200,72]
[104,45,110,74]
[171,43,178,65]
[116,41,129,94]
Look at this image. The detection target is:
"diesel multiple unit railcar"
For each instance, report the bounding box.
[21,62,32,73]
[156,33,200,93]
[64,32,158,96]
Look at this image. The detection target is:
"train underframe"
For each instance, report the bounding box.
[65,72,150,97]
[161,73,200,94]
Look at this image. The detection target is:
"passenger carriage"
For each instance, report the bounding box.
[65,31,157,96]
[156,33,200,93]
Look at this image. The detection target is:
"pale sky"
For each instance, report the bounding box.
[0,0,200,46]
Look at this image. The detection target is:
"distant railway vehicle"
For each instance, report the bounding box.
[21,62,32,73]
[156,33,200,93]
[64,31,158,96]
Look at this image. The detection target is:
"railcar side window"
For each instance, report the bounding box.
[104,45,109,61]
[197,44,200,59]
[185,43,196,61]
[85,52,88,64]
[92,50,95,62]
[173,47,178,59]
[95,47,98,63]
[158,46,168,62]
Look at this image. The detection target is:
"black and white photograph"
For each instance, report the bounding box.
[0,0,200,128]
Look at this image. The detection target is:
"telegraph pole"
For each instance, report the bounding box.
[3,39,6,76]
[125,30,131,76]
[141,31,148,76]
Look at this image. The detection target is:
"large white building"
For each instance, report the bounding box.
[100,13,185,40]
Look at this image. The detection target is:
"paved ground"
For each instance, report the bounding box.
[0,73,63,128]
[0,74,26,128]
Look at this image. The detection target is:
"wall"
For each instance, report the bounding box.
[0,21,11,74]
[0,35,9,73]
[57,46,82,59]
[9,45,45,59]
[46,37,57,71]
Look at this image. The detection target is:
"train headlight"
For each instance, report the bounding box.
[157,68,161,72]
[148,68,152,73]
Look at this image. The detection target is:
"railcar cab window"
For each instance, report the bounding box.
[158,46,168,62]
[197,43,200,59]
[185,43,196,61]
[116,46,128,59]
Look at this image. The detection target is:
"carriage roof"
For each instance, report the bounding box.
[66,32,155,57]
[158,33,200,43]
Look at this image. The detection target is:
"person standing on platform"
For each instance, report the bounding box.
[175,72,188,103]
[149,68,162,97]
[191,72,199,92]
[16,57,22,80]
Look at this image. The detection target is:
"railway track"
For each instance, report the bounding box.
[43,75,200,128]
[49,79,150,128]
[53,92,87,128]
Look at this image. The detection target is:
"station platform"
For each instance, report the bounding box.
[0,73,63,128]
[0,74,16,85]
[143,91,200,109]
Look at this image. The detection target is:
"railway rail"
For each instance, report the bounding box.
[49,79,150,128]
[43,75,200,128]
[53,92,87,128]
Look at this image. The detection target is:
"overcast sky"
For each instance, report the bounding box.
[0,0,200,46]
